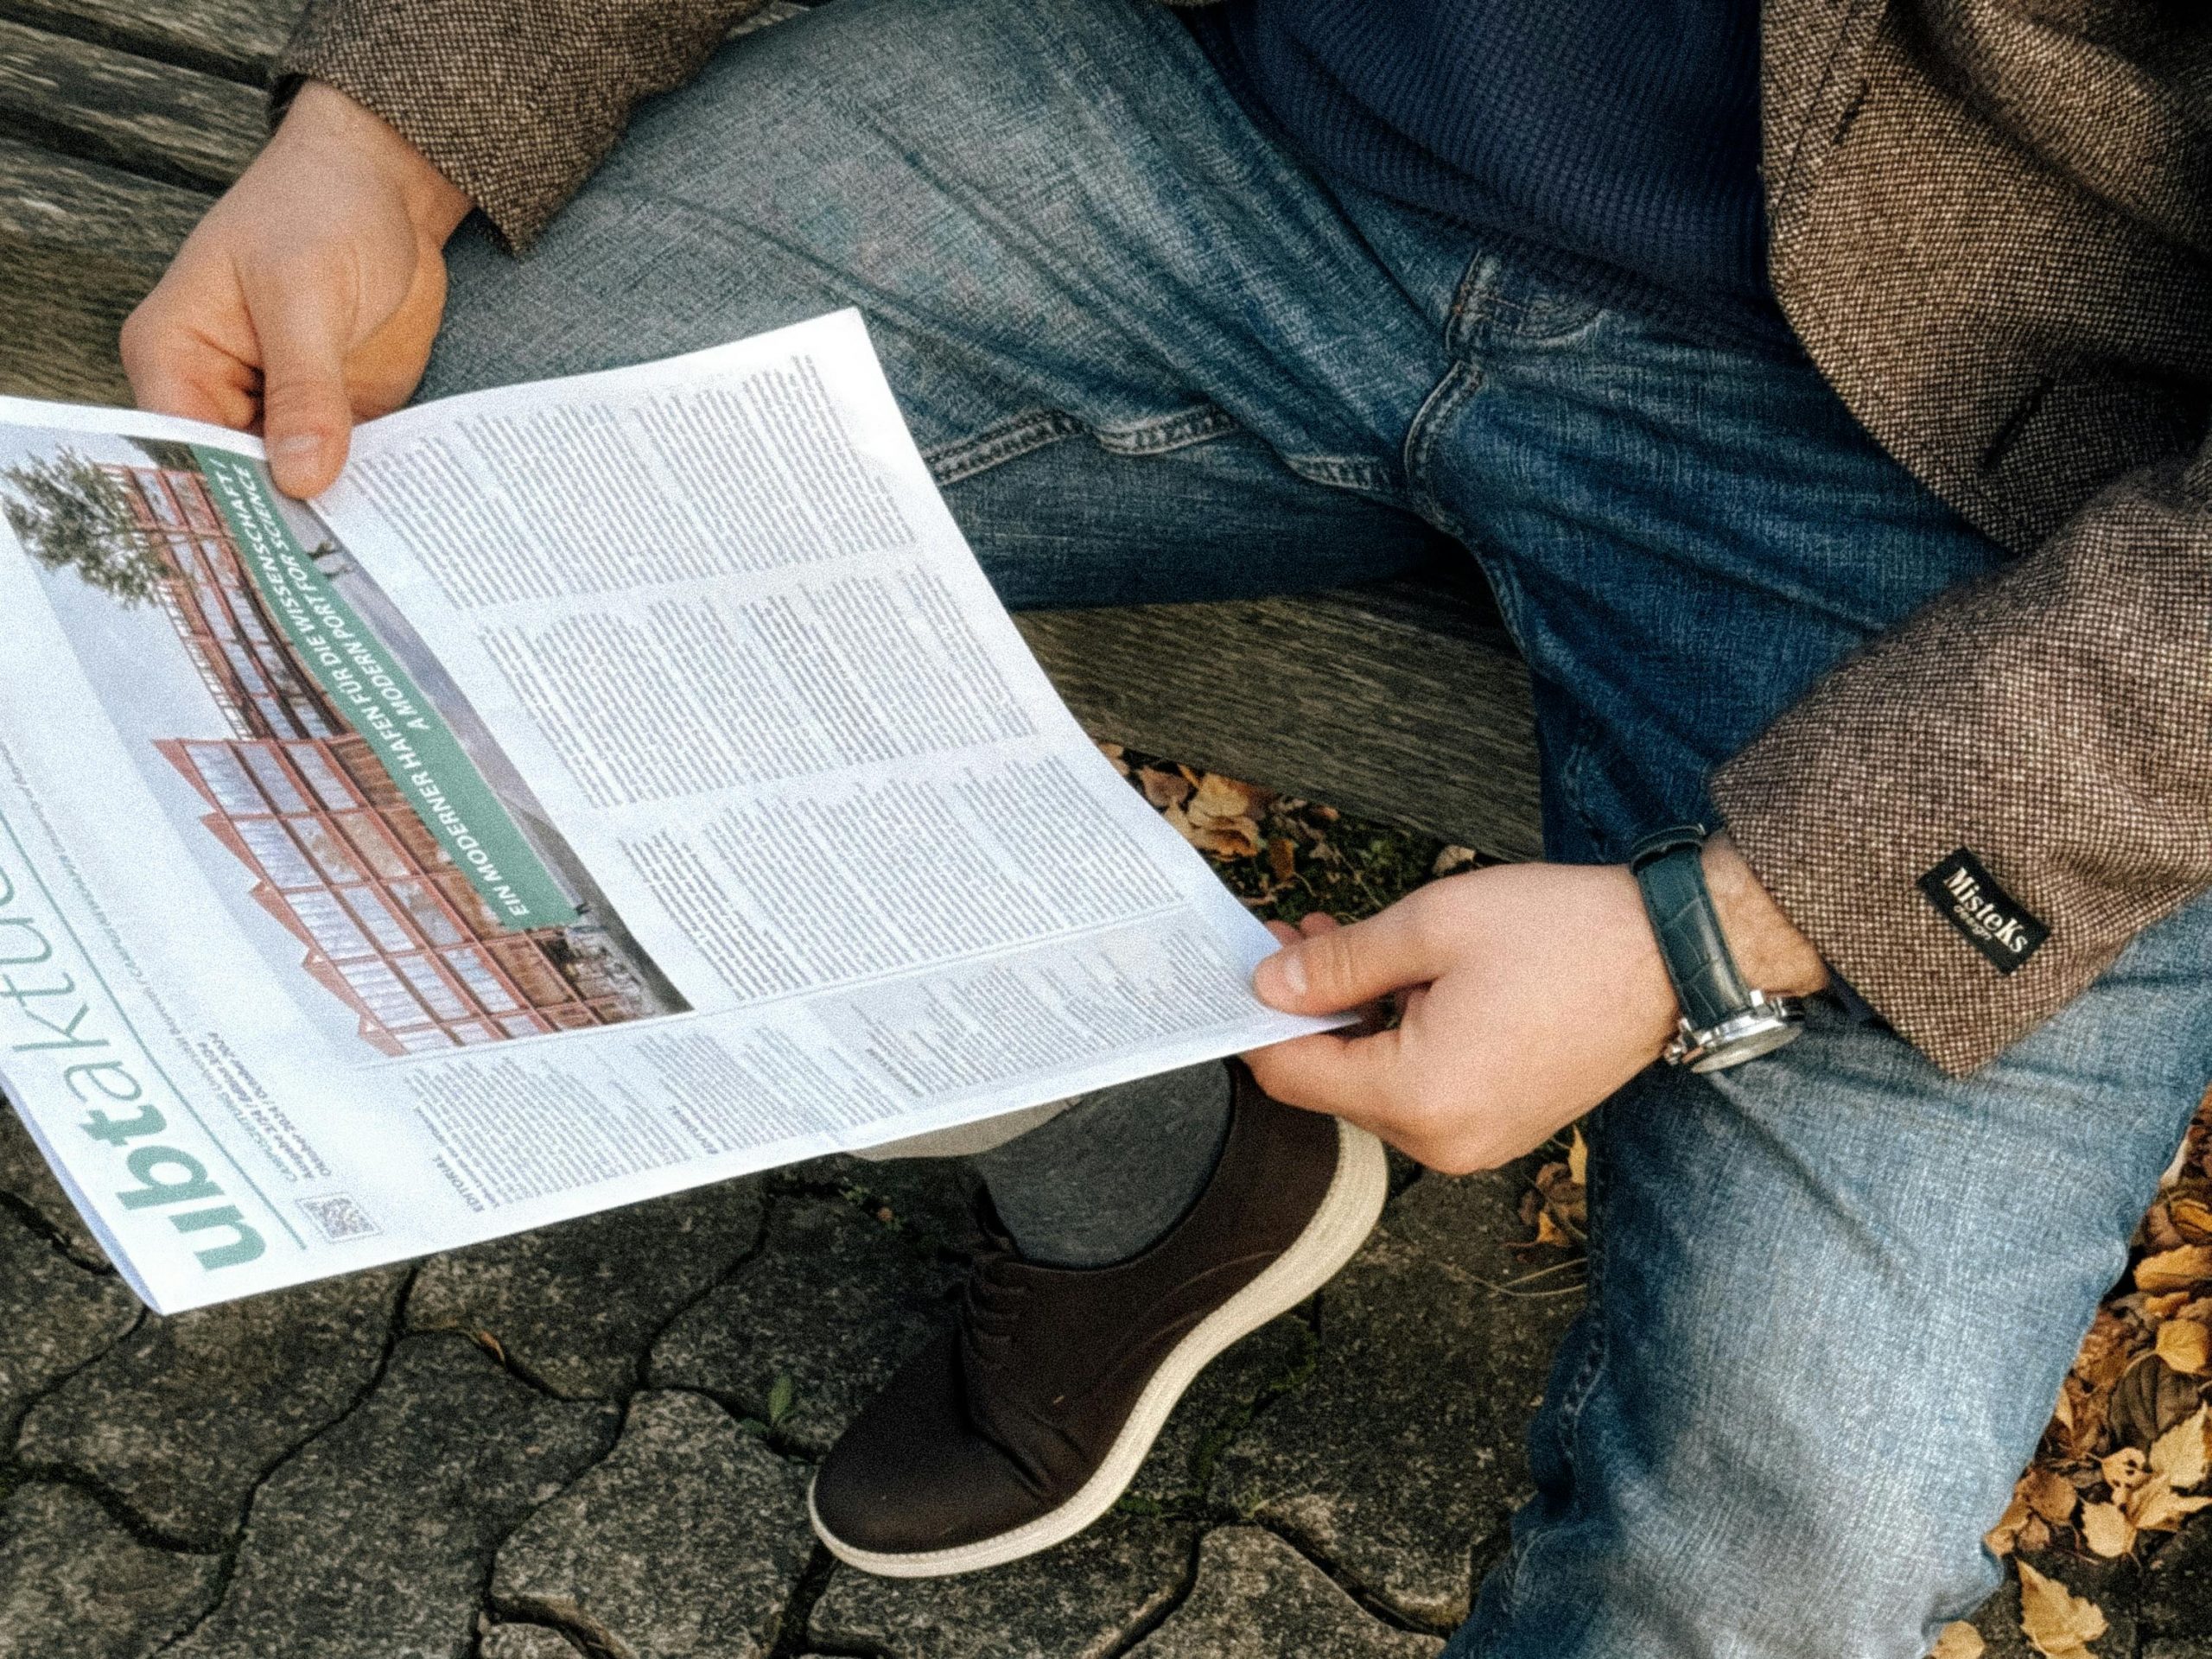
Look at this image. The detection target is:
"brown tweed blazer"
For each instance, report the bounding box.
[278,0,2212,1077]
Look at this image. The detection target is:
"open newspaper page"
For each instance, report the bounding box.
[0,310,1343,1313]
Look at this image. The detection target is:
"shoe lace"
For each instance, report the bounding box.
[960,1248,1033,1377]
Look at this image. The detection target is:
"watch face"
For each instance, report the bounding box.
[1688,1019,1804,1073]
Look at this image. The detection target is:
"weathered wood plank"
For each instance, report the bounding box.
[1017,580,1543,858]
[0,132,209,401]
[0,126,207,253]
[0,0,300,85]
[0,16,264,190]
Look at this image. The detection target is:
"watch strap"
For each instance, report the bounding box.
[1630,824,1753,1034]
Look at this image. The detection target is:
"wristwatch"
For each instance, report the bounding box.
[1628,823,1804,1072]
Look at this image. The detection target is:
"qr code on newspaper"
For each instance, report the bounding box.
[297,1193,380,1243]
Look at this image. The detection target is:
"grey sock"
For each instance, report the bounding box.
[970,1064,1233,1269]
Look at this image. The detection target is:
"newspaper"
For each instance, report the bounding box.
[0,310,1339,1313]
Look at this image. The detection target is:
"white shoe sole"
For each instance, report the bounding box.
[809,1116,1389,1579]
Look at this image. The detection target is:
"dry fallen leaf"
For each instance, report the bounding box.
[2110,1356,2201,1449]
[2137,1244,2212,1294]
[1187,817,1262,859]
[2129,1475,2211,1534]
[2023,1466,2079,1529]
[1095,741,1129,777]
[1138,766,1192,810]
[2149,1404,2209,1491]
[2073,1310,2139,1395]
[2078,1500,2135,1559]
[2146,1203,2189,1253]
[1268,836,1296,881]
[1986,1490,2032,1558]
[2053,1375,2103,1461]
[2101,1447,2148,1503]
[1432,843,1479,877]
[2156,1317,2210,1376]
[2171,1196,2212,1243]
[1929,1621,1984,1659]
[1189,772,1265,822]
[1531,1158,1586,1240]
[2016,1561,2107,1659]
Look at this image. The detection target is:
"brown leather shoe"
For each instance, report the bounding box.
[808,1061,1387,1577]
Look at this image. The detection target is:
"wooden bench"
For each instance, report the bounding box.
[0,0,1542,858]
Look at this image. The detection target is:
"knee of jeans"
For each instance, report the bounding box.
[1600,1378,2015,1648]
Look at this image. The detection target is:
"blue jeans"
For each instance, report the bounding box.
[418,0,2212,1649]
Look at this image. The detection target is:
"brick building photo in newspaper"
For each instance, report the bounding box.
[0,434,686,1058]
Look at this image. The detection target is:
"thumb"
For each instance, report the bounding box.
[1253,902,1445,1014]
[253,283,356,498]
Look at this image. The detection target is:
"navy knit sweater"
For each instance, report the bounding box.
[1191,0,1787,349]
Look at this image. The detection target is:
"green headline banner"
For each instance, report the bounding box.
[192,448,578,930]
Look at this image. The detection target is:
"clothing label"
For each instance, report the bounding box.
[1918,848,2049,974]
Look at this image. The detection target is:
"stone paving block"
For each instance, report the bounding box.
[410,1178,766,1398]
[492,1389,811,1659]
[1126,1527,1442,1659]
[809,1508,1195,1659]
[168,1333,617,1659]
[0,1216,137,1427]
[1213,1170,1582,1629]
[479,1626,589,1659]
[0,1482,219,1659]
[2142,1520,2212,1643]
[651,1195,962,1455]
[791,1153,988,1256]
[0,1103,105,1266]
[17,1266,405,1545]
[1128,1315,1313,1510]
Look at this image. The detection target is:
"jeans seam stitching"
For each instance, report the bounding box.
[927,404,1249,486]
[1557,709,1621,859]
[1402,359,1483,537]
[1284,454,1397,495]
[1092,404,1240,456]
[926,410,1087,485]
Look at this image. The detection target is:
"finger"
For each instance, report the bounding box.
[1261,916,1385,1027]
[1242,1026,1408,1124]
[251,281,357,497]
[1252,900,1447,1015]
[121,315,258,429]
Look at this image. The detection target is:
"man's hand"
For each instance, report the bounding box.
[1243,834,1829,1174]
[122,81,471,498]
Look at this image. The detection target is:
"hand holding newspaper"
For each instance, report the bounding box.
[0,311,1340,1313]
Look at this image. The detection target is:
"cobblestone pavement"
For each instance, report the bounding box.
[3,1109,2206,1658]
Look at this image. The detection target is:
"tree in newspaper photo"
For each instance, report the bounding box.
[0,425,690,1061]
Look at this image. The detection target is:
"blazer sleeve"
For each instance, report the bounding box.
[1708,447,2212,1075]
[275,0,780,247]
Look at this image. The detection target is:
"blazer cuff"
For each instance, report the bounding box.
[274,0,758,248]
[1709,456,2212,1077]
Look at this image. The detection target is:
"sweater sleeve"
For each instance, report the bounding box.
[275,0,780,247]
[1709,448,2212,1076]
